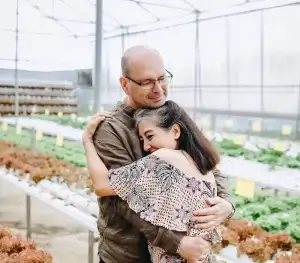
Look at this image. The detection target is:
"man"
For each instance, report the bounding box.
[89,45,235,263]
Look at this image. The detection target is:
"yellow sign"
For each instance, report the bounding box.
[252,121,261,132]
[233,134,246,145]
[225,119,233,128]
[235,178,255,198]
[281,125,292,136]
[273,141,286,152]
[45,109,50,115]
[2,122,8,131]
[71,113,77,120]
[16,125,22,135]
[56,135,64,146]
[36,130,43,141]
[58,112,63,117]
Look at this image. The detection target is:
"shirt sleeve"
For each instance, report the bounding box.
[92,120,183,254]
[213,168,231,200]
[93,120,135,169]
[213,168,235,216]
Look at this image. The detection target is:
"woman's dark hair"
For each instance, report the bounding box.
[134,100,220,174]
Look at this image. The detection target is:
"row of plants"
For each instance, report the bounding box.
[215,219,300,262]
[33,114,87,129]
[219,139,300,169]
[1,138,300,262]
[0,224,53,263]
[1,123,300,170]
[0,140,91,188]
[232,193,300,243]
[0,126,86,167]
[0,140,88,263]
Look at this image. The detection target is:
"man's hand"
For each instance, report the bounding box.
[191,197,233,230]
[177,236,211,263]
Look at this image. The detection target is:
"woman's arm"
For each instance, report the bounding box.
[83,140,115,196]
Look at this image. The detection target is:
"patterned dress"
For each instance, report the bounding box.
[108,154,222,263]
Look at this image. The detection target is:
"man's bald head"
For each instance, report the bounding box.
[119,45,168,109]
[121,45,162,77]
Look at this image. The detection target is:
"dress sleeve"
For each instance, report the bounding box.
[108,154,155,213]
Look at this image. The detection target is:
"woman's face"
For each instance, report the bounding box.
[138,119,180,153]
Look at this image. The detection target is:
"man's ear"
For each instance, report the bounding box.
[120,77,130,95]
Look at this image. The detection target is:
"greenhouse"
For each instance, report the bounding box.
[0,0,300,263]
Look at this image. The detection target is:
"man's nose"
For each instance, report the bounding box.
[152,81,163,93]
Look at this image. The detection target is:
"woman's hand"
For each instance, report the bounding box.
[82,112,111,144]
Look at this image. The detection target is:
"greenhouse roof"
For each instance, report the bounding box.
[2,0,258,39]
[0,0,298,70]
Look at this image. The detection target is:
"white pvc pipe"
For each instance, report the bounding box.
[37,180,98,216]
[1,171,98,232]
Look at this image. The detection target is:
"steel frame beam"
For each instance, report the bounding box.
[104,0,300,39]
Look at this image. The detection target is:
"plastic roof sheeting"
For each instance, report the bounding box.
[2,0,247,38]
[0,0,298,70]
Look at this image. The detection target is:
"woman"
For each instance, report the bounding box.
[83,100,222,263]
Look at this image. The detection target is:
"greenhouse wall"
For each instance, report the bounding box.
[99,4,300,118]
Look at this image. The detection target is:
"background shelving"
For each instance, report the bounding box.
[0,81,78,116]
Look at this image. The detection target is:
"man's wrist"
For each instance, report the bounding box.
[176,236,185,255]
[156,230,183,255]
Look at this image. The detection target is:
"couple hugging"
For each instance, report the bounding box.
[82,45,235,263]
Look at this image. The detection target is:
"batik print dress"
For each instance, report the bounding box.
[108,154,222,263]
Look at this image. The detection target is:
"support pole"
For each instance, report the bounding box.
[93,0,103,113]
[88,231,94,263]
[259,11,265,133]
[26,195,31,239]
[193,11,201,121]
[225,17,231,110]
[14,0,20,124]
[26,126,36,239]
[120,27,127,98]
[296,82,300,140]
[260,11,265,113]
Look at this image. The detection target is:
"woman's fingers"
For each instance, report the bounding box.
[91,111,112,119]
[83,110,113,142]
[88,109,111,116]
[88,116,105,130]
[83,115,106,141]
[100,111,112,117]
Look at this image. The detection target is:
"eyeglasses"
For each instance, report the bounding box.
[125,69,173,89]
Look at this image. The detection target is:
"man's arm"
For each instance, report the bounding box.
[117,201,211,262]
[213,168,235,218]
[117,200,183,255]
[214,168,230,200]
[190,168,235,230]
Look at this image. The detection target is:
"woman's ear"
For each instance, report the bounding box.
[172,124,181,140]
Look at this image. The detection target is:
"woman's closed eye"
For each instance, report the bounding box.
[146,134,154,140]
